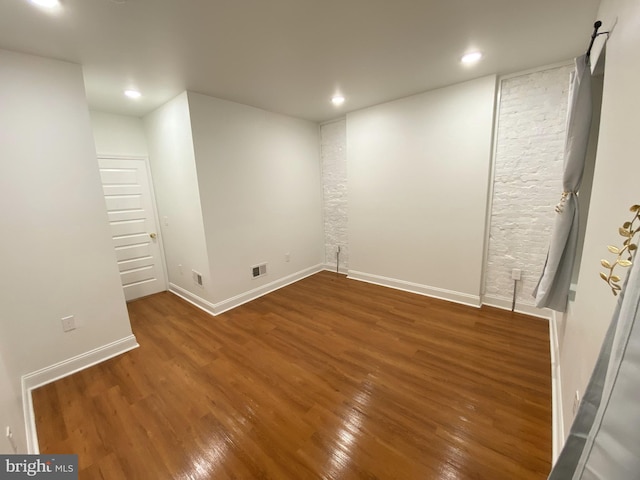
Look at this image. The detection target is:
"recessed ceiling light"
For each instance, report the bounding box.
[124,90,142,99]
[29,0,60,7]
[331,95,345,106]
[461,52,483,65]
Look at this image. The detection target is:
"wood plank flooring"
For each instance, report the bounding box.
[33,271,552,479]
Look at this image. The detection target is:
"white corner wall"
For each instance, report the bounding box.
[321,119,348,271]
[347,76,497,305]
[89,110,149,157]
[187,92,324,307]
[143,93,214,305]
[0,49,135,451]
[557,0,640,440]
[484,65,572,315]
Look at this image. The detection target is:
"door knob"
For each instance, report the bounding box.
[149,232,157,239]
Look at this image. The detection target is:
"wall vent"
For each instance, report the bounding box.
[252,263,267,279]
[192,270,203,286]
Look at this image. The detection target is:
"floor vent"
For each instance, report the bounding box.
[252,263,267,279]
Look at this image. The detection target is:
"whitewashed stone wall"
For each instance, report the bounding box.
[484,65,573,309]
[321,119,348,271]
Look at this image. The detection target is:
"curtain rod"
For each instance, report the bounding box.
[585,20,609,63]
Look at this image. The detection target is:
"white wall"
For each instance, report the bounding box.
[558,0,640,438]
[321,119,348,271]
[143,93,214,303]
[187,92,324,304]
[347,76,497,305]
[485,65,572,314]
[90,110,148,157]
[0,50,134,450]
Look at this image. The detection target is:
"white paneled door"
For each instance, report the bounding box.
[98,157,166,301]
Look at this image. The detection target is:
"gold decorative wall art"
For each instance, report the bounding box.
[600,204,640,295]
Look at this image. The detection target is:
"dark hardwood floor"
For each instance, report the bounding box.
[33,271,552,479]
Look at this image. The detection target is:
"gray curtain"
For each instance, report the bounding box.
[534,55,593,312]
[549,253,640,479]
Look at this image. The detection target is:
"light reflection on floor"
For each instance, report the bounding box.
[182,436,229,480]
[435,408,472,480]
[325,381,375,479]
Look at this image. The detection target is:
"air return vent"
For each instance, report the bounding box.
[251,263,267,279]
[192,270,203,286]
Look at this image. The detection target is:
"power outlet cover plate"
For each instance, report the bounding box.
[61,315,76,332]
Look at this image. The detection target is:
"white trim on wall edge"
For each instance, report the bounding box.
[482,294,552,320]
[550,310,564,464]
[168,283,218,316]
[169,264,326,317]
[347,270,481,308]
[22,334,139,453]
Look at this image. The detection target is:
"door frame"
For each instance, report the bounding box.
[98,154,169,298]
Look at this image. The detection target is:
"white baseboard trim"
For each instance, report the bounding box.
[322,263,348,275]
[550,310,564,463]
[22,334,139,453]
[482,294,552,320]
[169,264,326,317]
[213,264,325,314]
[168,283,218,316]
[347,270,481,308]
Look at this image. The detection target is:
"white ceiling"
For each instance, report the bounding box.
[0,0,601,122]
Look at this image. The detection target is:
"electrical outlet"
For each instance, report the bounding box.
[192,270,203,286]
[511,268,522,280]
[61,315,76,332]
[285,253,290,263]
[178,264,183,275]
[573,390,580,416]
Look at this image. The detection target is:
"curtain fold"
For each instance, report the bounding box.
[534,55,593,311]
[549,252,640,479]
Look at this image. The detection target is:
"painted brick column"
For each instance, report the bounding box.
[320,119,348,271]
[484,65,573,312]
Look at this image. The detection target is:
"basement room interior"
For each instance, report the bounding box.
[1,0,640,478]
